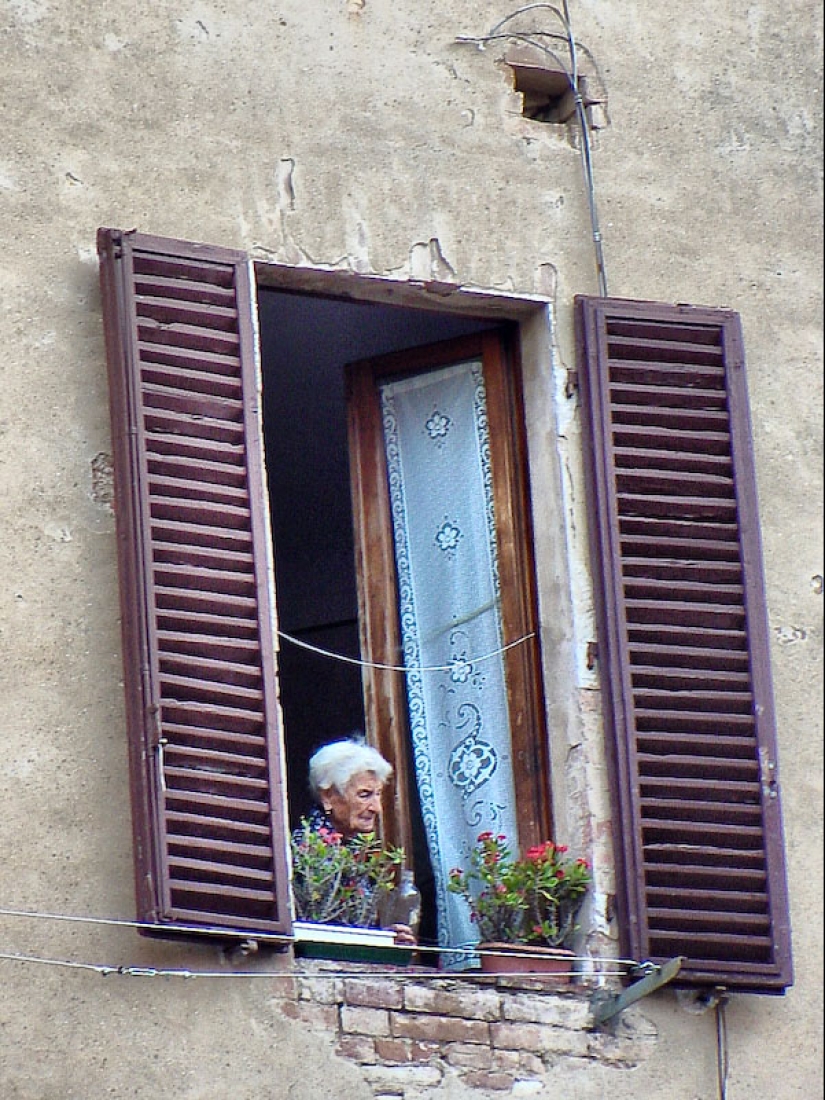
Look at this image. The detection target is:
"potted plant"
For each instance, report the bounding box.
[290,819,410,962]
[448,832,591,976]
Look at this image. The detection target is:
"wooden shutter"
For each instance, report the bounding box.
[575,296,792,992]
[98,228,291,939]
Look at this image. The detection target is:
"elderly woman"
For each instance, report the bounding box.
[307,739,393,840]
[295,738,417,946]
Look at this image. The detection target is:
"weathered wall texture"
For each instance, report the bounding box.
[0,1,821,1098]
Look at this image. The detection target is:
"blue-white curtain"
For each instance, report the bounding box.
[380,359,519,954]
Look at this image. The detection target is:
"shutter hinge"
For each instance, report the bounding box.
[586,641,599,669]
[759,747,778,799]
[565,369,579,398]
[147,702,162,744]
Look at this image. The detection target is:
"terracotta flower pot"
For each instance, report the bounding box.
[478,942,575,979]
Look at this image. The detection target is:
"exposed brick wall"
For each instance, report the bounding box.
[275,960,657,1096]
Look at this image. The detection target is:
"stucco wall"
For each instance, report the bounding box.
[0,2,821,1098]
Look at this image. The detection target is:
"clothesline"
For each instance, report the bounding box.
[276,629,536,673]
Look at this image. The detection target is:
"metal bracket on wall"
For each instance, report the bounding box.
[589,956,685,1027]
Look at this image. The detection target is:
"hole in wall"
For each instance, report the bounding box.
[505,43,606,128]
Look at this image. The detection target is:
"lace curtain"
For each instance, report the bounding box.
[380,359,519,953]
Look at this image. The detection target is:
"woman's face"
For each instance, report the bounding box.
[322,770,384,838]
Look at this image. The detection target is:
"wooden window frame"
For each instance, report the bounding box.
[345,330,552,859]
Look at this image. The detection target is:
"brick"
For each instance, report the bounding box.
[586,1022,657,1068]
[340,1005,391,1037]
[462,1071,515,1091]
[392,1012,490,1044]
[443,1042,493,1070]
[490,1049,522,1071]
[491,1021,590,1057]
[336,1035,377,1063]
[280,1001,339,1028]
[490,1021,544,1052]
[374,1038,439,1063]
[404,983,501,1020]
[518,1051,545,1075]
[537,1028,591,1057]
[502,992,591,1029]
[298,975,343,1004]
[344,977,404,1010]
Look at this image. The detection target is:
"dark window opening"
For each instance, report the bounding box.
[258,290,495,949]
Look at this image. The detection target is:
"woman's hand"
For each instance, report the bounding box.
[385,923,417,946]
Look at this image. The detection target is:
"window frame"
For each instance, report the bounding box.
[345,329,552,861]
[98,229,792,993]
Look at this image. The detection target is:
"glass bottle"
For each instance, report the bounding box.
[380,869,421,938]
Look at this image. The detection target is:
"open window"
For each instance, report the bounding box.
[258,288,551,947]
[97,229,792,991]
[98,229,550,950]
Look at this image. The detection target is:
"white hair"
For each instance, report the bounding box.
[308,739,393,797]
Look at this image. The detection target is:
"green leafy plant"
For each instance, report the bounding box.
[448,832,591,948]
[290,818,404,928]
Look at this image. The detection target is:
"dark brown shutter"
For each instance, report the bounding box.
[98,228,291,939]
[575,296,792,992]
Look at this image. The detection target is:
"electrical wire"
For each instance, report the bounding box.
[716,997,730,1100]
[0,906,291,944]
[456,2,609,297]
[0,905,640,980]
[0,946,632,982]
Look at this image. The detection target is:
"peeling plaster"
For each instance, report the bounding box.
[90,452,114,511]
[408,238,457,283]
[276,158,296,213]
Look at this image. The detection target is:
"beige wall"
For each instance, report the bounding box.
[0,1,821,1097]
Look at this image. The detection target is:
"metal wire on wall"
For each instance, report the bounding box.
[457,2,609,296]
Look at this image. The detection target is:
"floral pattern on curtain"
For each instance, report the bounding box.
[380,359,519,952]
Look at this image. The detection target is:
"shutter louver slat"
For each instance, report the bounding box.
[576,296,792,992]
[614,425,732,454]
[98,228,291,941]
[134,273,238,307]
[143,364,243,401]
[139,340,245,378]
[138,321,241,357]
[160,653,262,688]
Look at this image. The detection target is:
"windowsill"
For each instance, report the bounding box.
[293,920,414,965]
